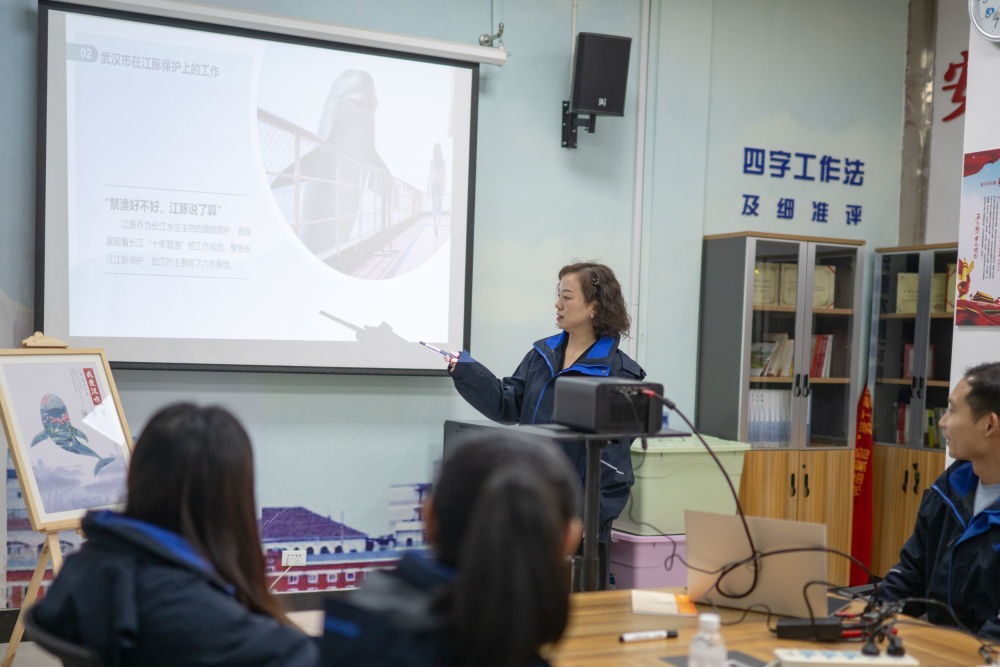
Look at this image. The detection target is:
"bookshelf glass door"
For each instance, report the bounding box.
[748,240,801,448]
[922,248,957,449]
[807,244,858,448]
[872,251,920,445]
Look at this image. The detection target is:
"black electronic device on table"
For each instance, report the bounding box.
[553,376,664,434]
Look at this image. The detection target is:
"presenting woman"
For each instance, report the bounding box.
[448,261,645,587]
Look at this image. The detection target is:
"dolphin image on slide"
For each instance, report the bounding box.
[30,394,116,475]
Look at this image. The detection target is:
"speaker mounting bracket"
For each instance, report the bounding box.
[561,101,596,149]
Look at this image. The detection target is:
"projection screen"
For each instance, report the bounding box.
[37,1,480,373]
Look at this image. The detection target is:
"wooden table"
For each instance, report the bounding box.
[547,588,989,666]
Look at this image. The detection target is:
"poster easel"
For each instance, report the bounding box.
[2,532,64,667]
[0,333,133,666]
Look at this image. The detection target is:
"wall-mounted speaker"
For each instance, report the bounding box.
[569,32,632,116]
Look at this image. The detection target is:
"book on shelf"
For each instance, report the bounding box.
[812,265,836,309]
[764,337,794,377]
[760,333,788,376]
[902,343,935,379]
[924,408,943,449]
[946,263,957,313]
[778,263,798,308]
[779,339,795,377]
[750,341,779,376]
[809,334,834,377]
[777,264,837,309]
[753,262,780,307]
[896,273,919,313]
[933,407,946,448]
[930,272,947,313]
[748,388,792,447]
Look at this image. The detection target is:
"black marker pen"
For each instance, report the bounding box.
[619,629,678,643]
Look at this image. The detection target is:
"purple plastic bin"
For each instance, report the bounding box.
[609,530,687,590]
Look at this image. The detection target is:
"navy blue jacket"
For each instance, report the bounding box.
[878,460,1000,639]
[450,332,645,536]
[32,511,319,667]
[322,552,549,666]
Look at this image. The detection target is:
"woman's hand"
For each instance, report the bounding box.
[447,352,458,373]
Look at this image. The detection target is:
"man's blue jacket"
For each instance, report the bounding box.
[879,459,1000,639]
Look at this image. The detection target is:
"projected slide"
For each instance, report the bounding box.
[41,9,474,371]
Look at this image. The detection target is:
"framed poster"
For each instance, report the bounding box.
[957,149,1000,325]
[0,348,132,531]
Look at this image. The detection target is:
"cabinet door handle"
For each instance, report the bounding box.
[803,473,810,498]
[803,374,811,397]
[912,462,920,493]
[793,374,802,397]
[902,469,909,493]
[790,473,796,497]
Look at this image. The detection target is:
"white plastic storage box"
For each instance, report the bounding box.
[612,435,750,535]
[609,530,687,590]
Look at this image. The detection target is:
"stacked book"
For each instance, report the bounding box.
[747,388,792,447]
[750,334,834,378]
[894,404,944,447]
[809,334,834,378]
[924,407,945,449]
[752,262,836,309]
[749,333,794,377]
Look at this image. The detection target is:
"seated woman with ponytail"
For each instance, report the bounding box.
[321,433,582,666]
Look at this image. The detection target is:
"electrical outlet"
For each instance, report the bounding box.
[281,550,306,567]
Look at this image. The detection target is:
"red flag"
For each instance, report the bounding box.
[850,385,874,586]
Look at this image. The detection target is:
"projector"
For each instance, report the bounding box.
[552,377,664,434]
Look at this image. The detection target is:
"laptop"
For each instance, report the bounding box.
[685,509,828,618]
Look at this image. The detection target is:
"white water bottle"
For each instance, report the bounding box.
[688,612,726,667]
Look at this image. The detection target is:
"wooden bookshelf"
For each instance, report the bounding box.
[753,307,853,316]
[875,378,949,387]
[753,306,796,313]
[882,311,954,319]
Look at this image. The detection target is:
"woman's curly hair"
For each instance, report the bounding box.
[558,262,631,339]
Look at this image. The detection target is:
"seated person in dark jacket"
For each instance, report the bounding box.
[877,362,1000,639]
[32,403,319,666]
[322,433,583,666]
[446,261,645,588]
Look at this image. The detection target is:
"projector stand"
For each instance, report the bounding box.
[442,420,688,592]
[580,437,611,591]
[532,427,687,591]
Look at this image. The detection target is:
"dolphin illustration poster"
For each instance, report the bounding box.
[0,355,129,524]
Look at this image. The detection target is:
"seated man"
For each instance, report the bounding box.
[877,362,1000,639]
